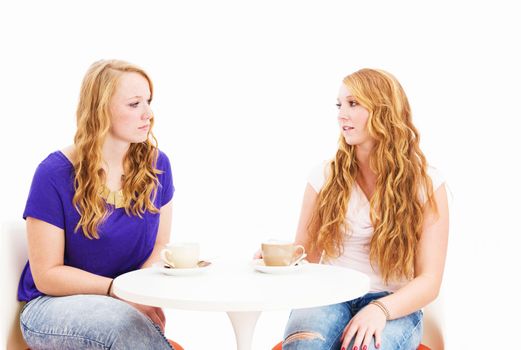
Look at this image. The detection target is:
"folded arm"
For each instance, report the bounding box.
[26,216,112,296]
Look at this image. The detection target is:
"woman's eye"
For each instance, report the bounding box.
[349,100,358,107]
[335,103,341,109]
[129,102,139,108]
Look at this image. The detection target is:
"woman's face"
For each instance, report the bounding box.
[109,72,152,144]
[336,83,374,150]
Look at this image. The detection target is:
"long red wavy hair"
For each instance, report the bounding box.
[309,68,437,283]
[72,59,161,239]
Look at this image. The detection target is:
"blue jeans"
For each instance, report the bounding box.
[20,295,175,350]
[283,292,423,350]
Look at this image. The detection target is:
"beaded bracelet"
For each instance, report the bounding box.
[107,279,114,296]
[369,300,391,320]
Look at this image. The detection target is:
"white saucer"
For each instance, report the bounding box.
[153,261,212,276]
[252,258,307,274]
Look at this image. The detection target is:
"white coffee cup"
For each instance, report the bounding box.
[261,241,306,267]
[160,242,199,268]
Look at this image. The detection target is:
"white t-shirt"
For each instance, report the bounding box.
[308,161,445,292]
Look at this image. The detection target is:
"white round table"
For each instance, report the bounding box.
[113,260,369,350]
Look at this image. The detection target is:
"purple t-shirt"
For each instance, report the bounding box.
[18,150,174,302]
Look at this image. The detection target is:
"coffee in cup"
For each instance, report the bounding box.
[160,242,199,268]
[261,241,306,266]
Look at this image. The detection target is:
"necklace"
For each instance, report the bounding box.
[99,186,125,208]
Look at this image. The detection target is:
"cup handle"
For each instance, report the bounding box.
[160,249,175,267]
[292,253,307,266]
[292,245,306,265]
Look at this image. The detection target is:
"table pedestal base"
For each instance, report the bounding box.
[226,311,261,350]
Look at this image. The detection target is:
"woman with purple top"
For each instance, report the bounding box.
[18,60,176,349]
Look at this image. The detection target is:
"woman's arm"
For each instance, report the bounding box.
[27,200,173,330]
[28,200,174,295]
[376,183,449,318]
[26,217,112,296]
[341,184,449,349]
[141,200,173,268]
[294,183,322,262]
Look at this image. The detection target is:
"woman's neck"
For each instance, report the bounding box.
[101,136,130,168]
[101,136,130,181]
[355,146,376,186]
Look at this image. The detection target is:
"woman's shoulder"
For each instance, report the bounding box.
[308,159,332,193]
[156,149,172,170]
[426,165,445,191]
[310,160,331,177]
[29,150,74,193]
[155,149,174,204]
[36,150,74,176]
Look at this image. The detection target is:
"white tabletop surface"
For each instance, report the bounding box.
[113,260,370,312]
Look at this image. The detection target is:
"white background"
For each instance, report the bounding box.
[1,1,520,348]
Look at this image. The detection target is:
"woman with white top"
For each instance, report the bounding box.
[282,68,449,350]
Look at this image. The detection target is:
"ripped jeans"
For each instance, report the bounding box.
[283,292,423,350]
[20,295,175,350]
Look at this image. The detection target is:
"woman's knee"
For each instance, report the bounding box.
[75,295,162,343]
[283,330,327,350]
[375,310,423,350]
[283,309,328,349]
[21,295,168,349]
[283,303,350,350]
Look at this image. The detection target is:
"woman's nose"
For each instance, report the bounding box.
[338,111,349,120]
[142,106,153,120]
[337,105,348,119]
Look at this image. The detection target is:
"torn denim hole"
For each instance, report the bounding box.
[283,331,325,345]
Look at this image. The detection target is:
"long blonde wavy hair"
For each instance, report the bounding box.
[72,59,161,239]
[309,68,437,284]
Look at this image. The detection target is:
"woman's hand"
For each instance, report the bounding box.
[340,303,387,350]
[253,249,262,259]
[125,301,166,332]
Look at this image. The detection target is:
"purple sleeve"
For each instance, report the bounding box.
[158,151,174,207]
[23,162,65,229]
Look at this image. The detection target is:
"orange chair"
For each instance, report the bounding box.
[168,339,185,349]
